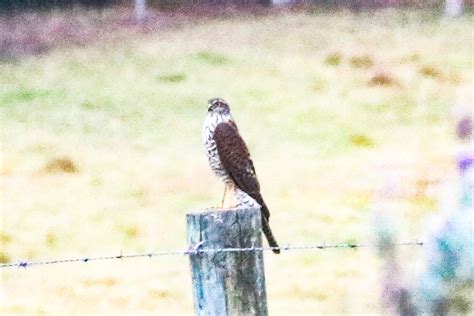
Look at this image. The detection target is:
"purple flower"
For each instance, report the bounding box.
[456,116,472,141]
[458,154,474,173]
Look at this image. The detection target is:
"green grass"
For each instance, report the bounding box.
[1,7,472,315]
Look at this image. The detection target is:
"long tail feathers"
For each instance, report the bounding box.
[261,216,280,254]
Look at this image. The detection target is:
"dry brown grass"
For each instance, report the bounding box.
[419,64,443,78]
[369,70,399,87]
[349,54,374,68]
[324,52,343,66]
[349,134,376,148]
[43,156,79,174]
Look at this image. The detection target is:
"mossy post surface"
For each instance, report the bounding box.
[187,208,268,316]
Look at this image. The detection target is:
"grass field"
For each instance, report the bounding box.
[1,6,473,314]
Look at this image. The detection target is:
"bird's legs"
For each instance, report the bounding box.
[220,184,228,208]
[207,184,230,210]
[221,183,240,209]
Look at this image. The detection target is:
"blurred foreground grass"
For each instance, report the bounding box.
[1,7,472,314]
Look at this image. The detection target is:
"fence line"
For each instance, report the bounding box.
[1,240,425,269]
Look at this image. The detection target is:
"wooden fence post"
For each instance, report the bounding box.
[186,208,268,316]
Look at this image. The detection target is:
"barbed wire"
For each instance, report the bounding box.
[0,241,425,269]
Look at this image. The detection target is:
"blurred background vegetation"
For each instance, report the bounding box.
[0,0,472,314]
[0,0,464,11]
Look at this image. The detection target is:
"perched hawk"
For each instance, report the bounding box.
[203,98,280,254]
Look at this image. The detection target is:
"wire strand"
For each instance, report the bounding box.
[0,241,425,269]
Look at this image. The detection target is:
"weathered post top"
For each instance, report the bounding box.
[186,208,268,316]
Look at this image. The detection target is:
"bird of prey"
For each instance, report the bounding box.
[203,98,280,254]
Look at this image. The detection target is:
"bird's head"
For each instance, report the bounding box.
[207,98,230,115]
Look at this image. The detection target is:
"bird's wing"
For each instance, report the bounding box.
[213,121,269,220]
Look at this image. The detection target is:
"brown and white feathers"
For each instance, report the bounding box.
[203,98,280,254]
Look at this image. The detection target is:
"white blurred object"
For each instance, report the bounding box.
[273,0,294,5]
[135,0,147,22]
[445,0,463,17]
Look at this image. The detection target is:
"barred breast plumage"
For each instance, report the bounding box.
[203,112,233,184]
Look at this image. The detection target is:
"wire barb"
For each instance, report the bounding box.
[0,241,426,269]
